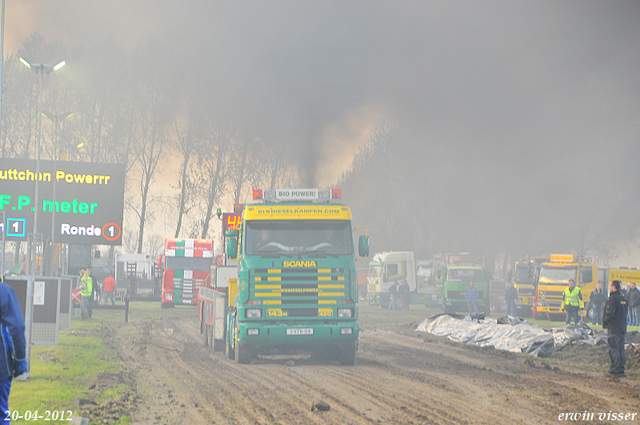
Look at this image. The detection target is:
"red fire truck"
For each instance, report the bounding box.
[160,238,214,308]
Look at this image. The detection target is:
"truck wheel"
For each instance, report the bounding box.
[394,298,403,310]
[225,341,235,360]
[213,339,224,352]
[235,342,252,364]
[234,315,252,364]
[208,325,216,350]
[338,341,356,366]
[202,323,209,347]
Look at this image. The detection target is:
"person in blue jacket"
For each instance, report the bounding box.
[465,281,480,316]
[0,277,28,420]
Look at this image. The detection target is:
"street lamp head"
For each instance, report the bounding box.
[19,56,33,69]
[52,60,65,71]
[19,57,66,73]
[42,110,74,121]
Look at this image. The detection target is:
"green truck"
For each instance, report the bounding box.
[223,188,369,365]
[436,253,490,314]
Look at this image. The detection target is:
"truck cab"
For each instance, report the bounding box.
[513,258,537,316]
[534,254,597,318]
[366,251,416,309]
[440,253,490,314]
[160,239,214,308]
[224,188,369,365]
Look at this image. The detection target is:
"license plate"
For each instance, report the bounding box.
[286,328,313,336]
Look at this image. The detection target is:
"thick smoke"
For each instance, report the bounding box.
[8,1,640,258]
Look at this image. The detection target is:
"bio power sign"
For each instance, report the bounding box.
[0,158,125,245]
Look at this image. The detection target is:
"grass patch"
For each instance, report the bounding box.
[10,313,133,425]
[9,301,192,424]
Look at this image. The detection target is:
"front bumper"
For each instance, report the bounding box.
[237,320,359,354]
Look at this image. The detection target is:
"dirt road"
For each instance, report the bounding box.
[99,308,638,425]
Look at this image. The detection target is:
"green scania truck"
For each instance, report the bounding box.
[223,188,369,365]
[437,253,490,314]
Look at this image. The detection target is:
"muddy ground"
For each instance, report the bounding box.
[89,307,639,425]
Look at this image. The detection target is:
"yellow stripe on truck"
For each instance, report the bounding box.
[255,284,281,289]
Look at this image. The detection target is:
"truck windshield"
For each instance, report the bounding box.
[538,266,577,284]
[165,257,211,271]
[245,220,353,257]
[447,267,484,282]
[515,265,534,284]
[417,266,432,278]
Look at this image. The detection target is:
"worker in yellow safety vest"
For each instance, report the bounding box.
[561,278,583,325]
[80,269,93,320]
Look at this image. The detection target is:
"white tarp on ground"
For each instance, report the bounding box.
[416,314,640,357]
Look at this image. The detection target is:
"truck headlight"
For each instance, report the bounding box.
[245,309,262,319]
[337,308,353,318]
[247,328,260,336]
[340,327,353,335]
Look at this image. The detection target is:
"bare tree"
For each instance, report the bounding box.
[172,94,204,238]
[197,123,231,239]
[231,136,250,204]
[1,55,37,159]
[130,44,175,253]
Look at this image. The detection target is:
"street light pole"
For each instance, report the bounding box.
[42,112,73,275]
[20,57,65,275]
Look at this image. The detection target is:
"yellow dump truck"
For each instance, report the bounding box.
[533,254,597,319]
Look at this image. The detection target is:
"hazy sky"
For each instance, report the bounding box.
[8,1,639,182]
[7,1,640,257]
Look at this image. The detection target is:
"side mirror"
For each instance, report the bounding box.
[227,237,238,259]
[358,236,369,257]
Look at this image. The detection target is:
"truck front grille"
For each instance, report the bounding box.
[250,268,349,317]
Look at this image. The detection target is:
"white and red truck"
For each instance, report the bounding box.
[159,238,214,308]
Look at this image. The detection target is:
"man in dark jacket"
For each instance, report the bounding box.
[603,280,627,376]
[505,282,518,318]
[589,282,606,326]
[626,282,640,327]
[0,278,28,417]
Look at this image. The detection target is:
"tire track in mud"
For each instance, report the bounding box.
[106,313,639,425]
[125,318,354,424]
[352,331,639,425]
[293,365,466,425]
